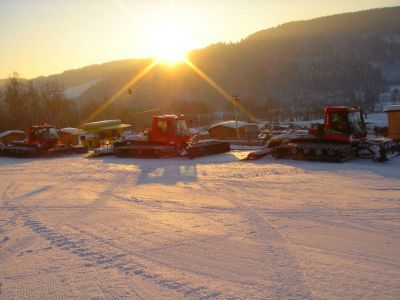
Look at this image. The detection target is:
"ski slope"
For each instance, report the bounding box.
[0,153,399,299]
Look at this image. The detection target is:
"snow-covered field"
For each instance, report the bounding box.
[1,152,399,299]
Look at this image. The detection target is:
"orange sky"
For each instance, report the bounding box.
[1,0,399,79]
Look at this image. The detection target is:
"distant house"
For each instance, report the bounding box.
[208,121,259,140]
[0,130,25,145]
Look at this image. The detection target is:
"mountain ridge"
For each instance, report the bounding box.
[2,6,400,123]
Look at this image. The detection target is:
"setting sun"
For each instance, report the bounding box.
[150,25,188,63]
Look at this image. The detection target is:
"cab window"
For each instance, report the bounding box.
[174,120,189,136]
[49,128,58,138]
[348,112,366,135]
[157,120,168,136]
[330,112,350,134]
[35,128,46,139]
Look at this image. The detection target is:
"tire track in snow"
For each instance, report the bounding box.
[262,206,400,268]
[2,183,150,299]
[1,183,24,226]
[264,206,400,239]
[3,183,223,299]
[66,223,225,299]
[23,218,221,299]
[207,184,318,299]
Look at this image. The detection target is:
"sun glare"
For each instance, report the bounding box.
[150,25,188,64]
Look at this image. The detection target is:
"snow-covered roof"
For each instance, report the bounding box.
[385,105,400,112]
[0,130,25,138]
[209,121,250,130]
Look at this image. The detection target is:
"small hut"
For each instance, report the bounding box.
[0,130,25,145]
[385,105,400,140]
[208,121,259,140]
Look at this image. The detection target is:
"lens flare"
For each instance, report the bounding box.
[82,59,159,124]
[183,57,255,121]
[150,25,188,64]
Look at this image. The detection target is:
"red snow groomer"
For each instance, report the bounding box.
[0,124,87,158]
[246,106,400,162]
[114,114,230,159]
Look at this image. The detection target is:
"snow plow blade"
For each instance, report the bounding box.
[84,150,114,158]
[84,145,115,158]
[374,140,400,162]
[186,140,230,159]
[242,147,271,160]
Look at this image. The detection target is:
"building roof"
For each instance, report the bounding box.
[385,105,400,112]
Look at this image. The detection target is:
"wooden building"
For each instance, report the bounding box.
[208,121,259,140]
[59,128,85,145]
[385,105,400,140]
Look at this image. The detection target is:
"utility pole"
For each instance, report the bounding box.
[233,95,239,140]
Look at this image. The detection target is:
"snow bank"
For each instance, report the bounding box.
[366,112,389,127]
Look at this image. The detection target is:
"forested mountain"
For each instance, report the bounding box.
[1,6,400,130]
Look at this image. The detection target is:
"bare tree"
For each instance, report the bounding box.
[0,89,6,131]
[3,73,29,130]
[35,79,75,127]
[2,74,77,131]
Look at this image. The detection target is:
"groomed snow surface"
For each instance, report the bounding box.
[0,152,399,299]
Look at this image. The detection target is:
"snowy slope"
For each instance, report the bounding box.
[64,79,100,99]
[0,153,399,299]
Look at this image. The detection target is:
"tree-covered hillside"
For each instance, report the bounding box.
[1,6,400,130]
